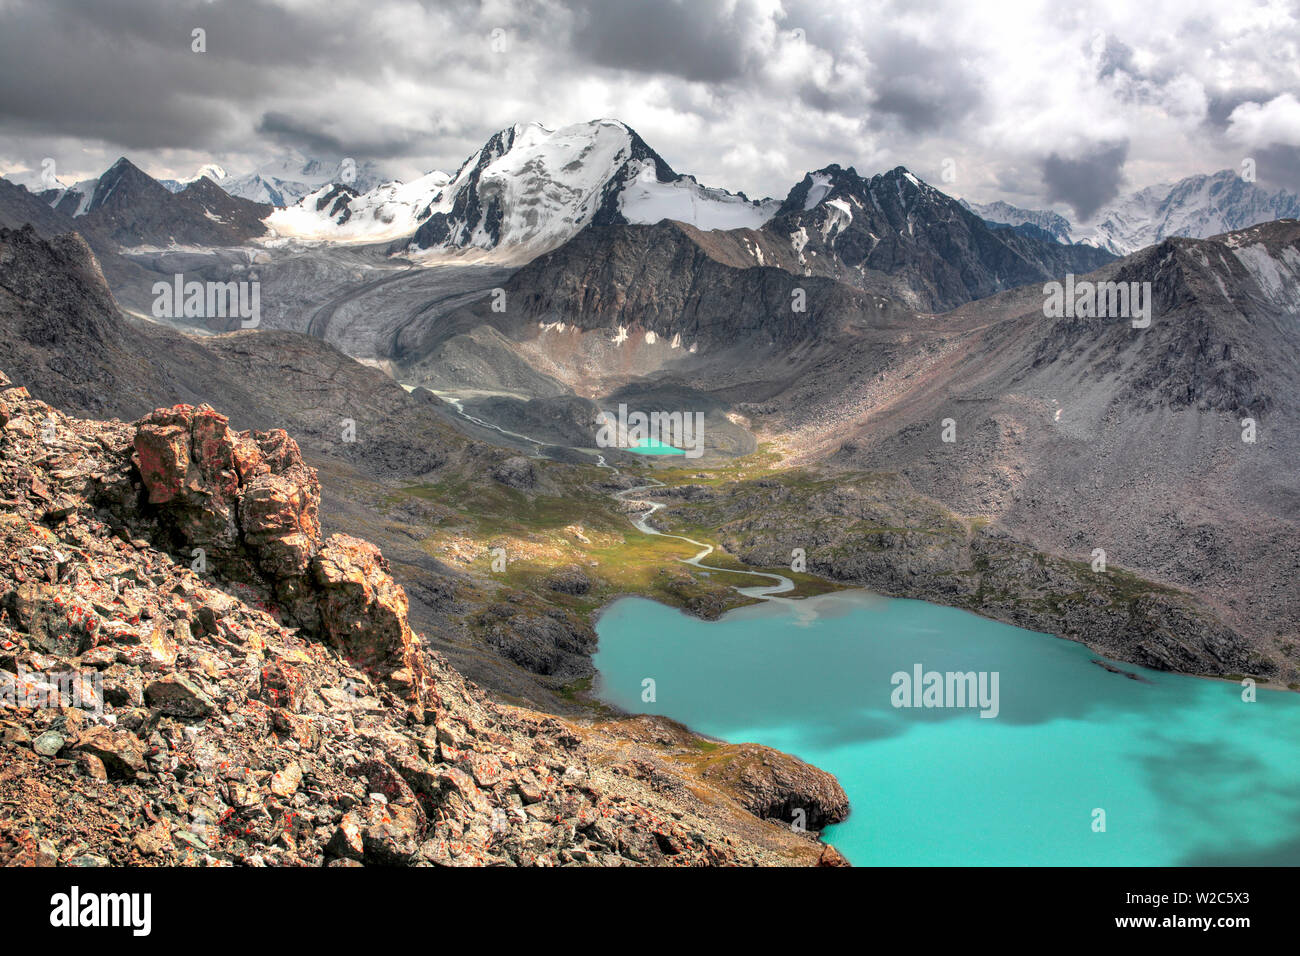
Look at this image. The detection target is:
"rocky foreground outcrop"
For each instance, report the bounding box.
[694,744,850,830]
[0,373,846,866]
[119,403,431,720]
[596,716,850,835]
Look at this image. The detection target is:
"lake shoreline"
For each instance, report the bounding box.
[586,583,1299,695]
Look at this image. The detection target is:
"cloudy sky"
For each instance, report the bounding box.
[0,0,1297,221]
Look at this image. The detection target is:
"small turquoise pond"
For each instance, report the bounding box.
[627,438,687,456]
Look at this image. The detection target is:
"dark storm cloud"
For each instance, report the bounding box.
[0,0,1296,209]
[256,114,355,159]
[1250,144,1300,193]
[1040,141,1130,221]
[565,0,763,83]
[1204,89,1277,130]
[1095,35,1135,80]
[774,0,985,132]
[0,0,485,154]
[1091,31,1204,115]
[0,0,327,150]
[790,44,983,135]
[20,0,399,72]
[866,35,984,135]
[0,1,250,149]
[256,113,429,162]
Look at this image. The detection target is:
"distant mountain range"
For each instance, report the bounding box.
[959,199,1075,244]
[255,119,1117,314]
[964,171,1300,254]
[157,163,228,193]
[11,157,270,250]
[5,122,1296,266]
[220,151,391,206]
[5,150,388,221]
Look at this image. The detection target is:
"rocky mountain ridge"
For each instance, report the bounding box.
[66,159,270,248]
[7,158,271,253]
[758,165,1114,312]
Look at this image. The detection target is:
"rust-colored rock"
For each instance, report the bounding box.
[143,674,214,718]
[73,726,146,779]
[312,534,429,713]
[817,843,851,866]
[313,535,409,665]
[125,407,428,709]
[133,421,190,505]
[259,660,308,713]
[131,405,321,580]
[239,473,319,578]
[133,405,241,555]
[328,803,422,865]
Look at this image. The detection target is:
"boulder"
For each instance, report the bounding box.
[73,726,146,779]
[239,473,319,578]
[269,763,302,798]
[327,803,422,865]
[312,534,428,710]
[7,583,102,657]
[258,660,308,713]
[545,565,592,595]
[133,406,241,555]
[144,674,214,718]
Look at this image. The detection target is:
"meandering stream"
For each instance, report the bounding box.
[602,464,794,599]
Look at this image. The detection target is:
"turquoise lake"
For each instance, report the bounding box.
[592,591,1300,865]
[628,438,686,456]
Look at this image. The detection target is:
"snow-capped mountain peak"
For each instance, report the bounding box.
[11,157,232,216]
[265,118,778,252]
[761,163,1114,311]
[1076,169,1300,254]
[0,165,100,217]
[264,169,453,243]
[775,164,973,235]
[407,118,776,253]
[959,199,1075,244]
[159,163,228,193]
[1,166,70,192]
